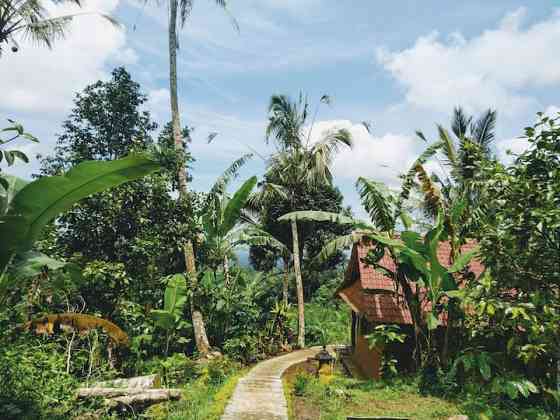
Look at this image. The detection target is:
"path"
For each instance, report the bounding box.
[221,348,318,420]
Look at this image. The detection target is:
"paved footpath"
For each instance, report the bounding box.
[221,348,318,420]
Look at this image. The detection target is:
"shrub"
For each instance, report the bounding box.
[203,357,241,386]
[293,372,312,396]
[222,335,260,364]
[0,337,79,420]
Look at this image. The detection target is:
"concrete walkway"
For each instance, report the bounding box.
[221,348,318,420]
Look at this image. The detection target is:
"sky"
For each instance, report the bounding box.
[2,0,560,218]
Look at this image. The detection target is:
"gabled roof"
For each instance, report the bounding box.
[338,238,483,325]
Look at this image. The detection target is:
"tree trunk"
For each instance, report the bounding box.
[395,266,424,370]
[168,0,210,356]
[93,374,160,389]
[184,241,210,355]
[282,256,290,308]
[442,311,451,366]
[291,219,305,348]
[223,254,230,287]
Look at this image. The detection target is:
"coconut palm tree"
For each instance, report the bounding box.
[254,93,352,348]
[374,106,495,266]
[162,0,235,356]
[0,0,117,55]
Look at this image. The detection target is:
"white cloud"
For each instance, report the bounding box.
[377,8,560,116]
[0,0,131,114]
[309,120,420,188]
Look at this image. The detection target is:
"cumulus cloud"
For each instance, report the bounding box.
[0,0,132,114]
[309,120,421,188]
[377,8,560,116]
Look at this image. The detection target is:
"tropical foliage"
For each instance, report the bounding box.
[1,6,558,416]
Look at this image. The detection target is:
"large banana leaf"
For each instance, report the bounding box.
[356,177,396,231]
[278,210,369,229]
[448,246,480,273]
[163,274,187,319]
[220,176,257,237]
[0,155,160,272]
[150,274,187,331]
[313,232,364,264]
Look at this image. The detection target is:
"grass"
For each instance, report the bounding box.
[283,362,557,420]
[145,367,248,420]
[283,362,459,420]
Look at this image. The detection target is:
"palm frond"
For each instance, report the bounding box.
[178,0,193,26]
[451,107,472,139]
[356,177,395,232]
[471,109,496,153]
[266,94,305,150]
[209,153,253,197]
[247,181,288,212]
[237,227,289,254]
[437,125,458,170]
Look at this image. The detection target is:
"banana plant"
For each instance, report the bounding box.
[150,274,189,355]
[365,213,479,367]
[368,214,479,331]
[0,154,161,275]
[201,174,257,285]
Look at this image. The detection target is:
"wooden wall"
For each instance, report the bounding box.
[352,332,382,380]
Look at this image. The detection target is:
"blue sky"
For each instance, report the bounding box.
[1,0,559,217]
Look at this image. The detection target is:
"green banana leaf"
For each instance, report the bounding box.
[150,310,176,331]
[448,246,480,273]
[220,176,257,236]
[0,155,160,272]
[163,274,187,320]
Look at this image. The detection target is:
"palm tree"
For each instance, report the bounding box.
[0,0,117,55]
[254,93,352,348]
[163,0,235,356]
[397,106,496,258]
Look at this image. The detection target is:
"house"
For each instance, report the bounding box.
[337,238,483,379]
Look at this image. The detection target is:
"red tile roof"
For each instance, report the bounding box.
[338,238,483,325]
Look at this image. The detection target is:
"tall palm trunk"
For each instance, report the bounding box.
[168,0,210,356]
[282,255,290,308]
[291,219,305,348]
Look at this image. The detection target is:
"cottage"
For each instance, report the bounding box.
[337,239,483,379]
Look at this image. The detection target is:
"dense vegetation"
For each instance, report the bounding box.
[1,1,559,418]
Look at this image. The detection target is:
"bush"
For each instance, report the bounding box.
[0,337,79,420]
[222,335,260,364]
[293,372,312,396]
[134,353,200,387]
[203,358,241,386]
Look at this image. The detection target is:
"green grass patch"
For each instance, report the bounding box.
[146,367,248,420]
[283,362,556,420]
